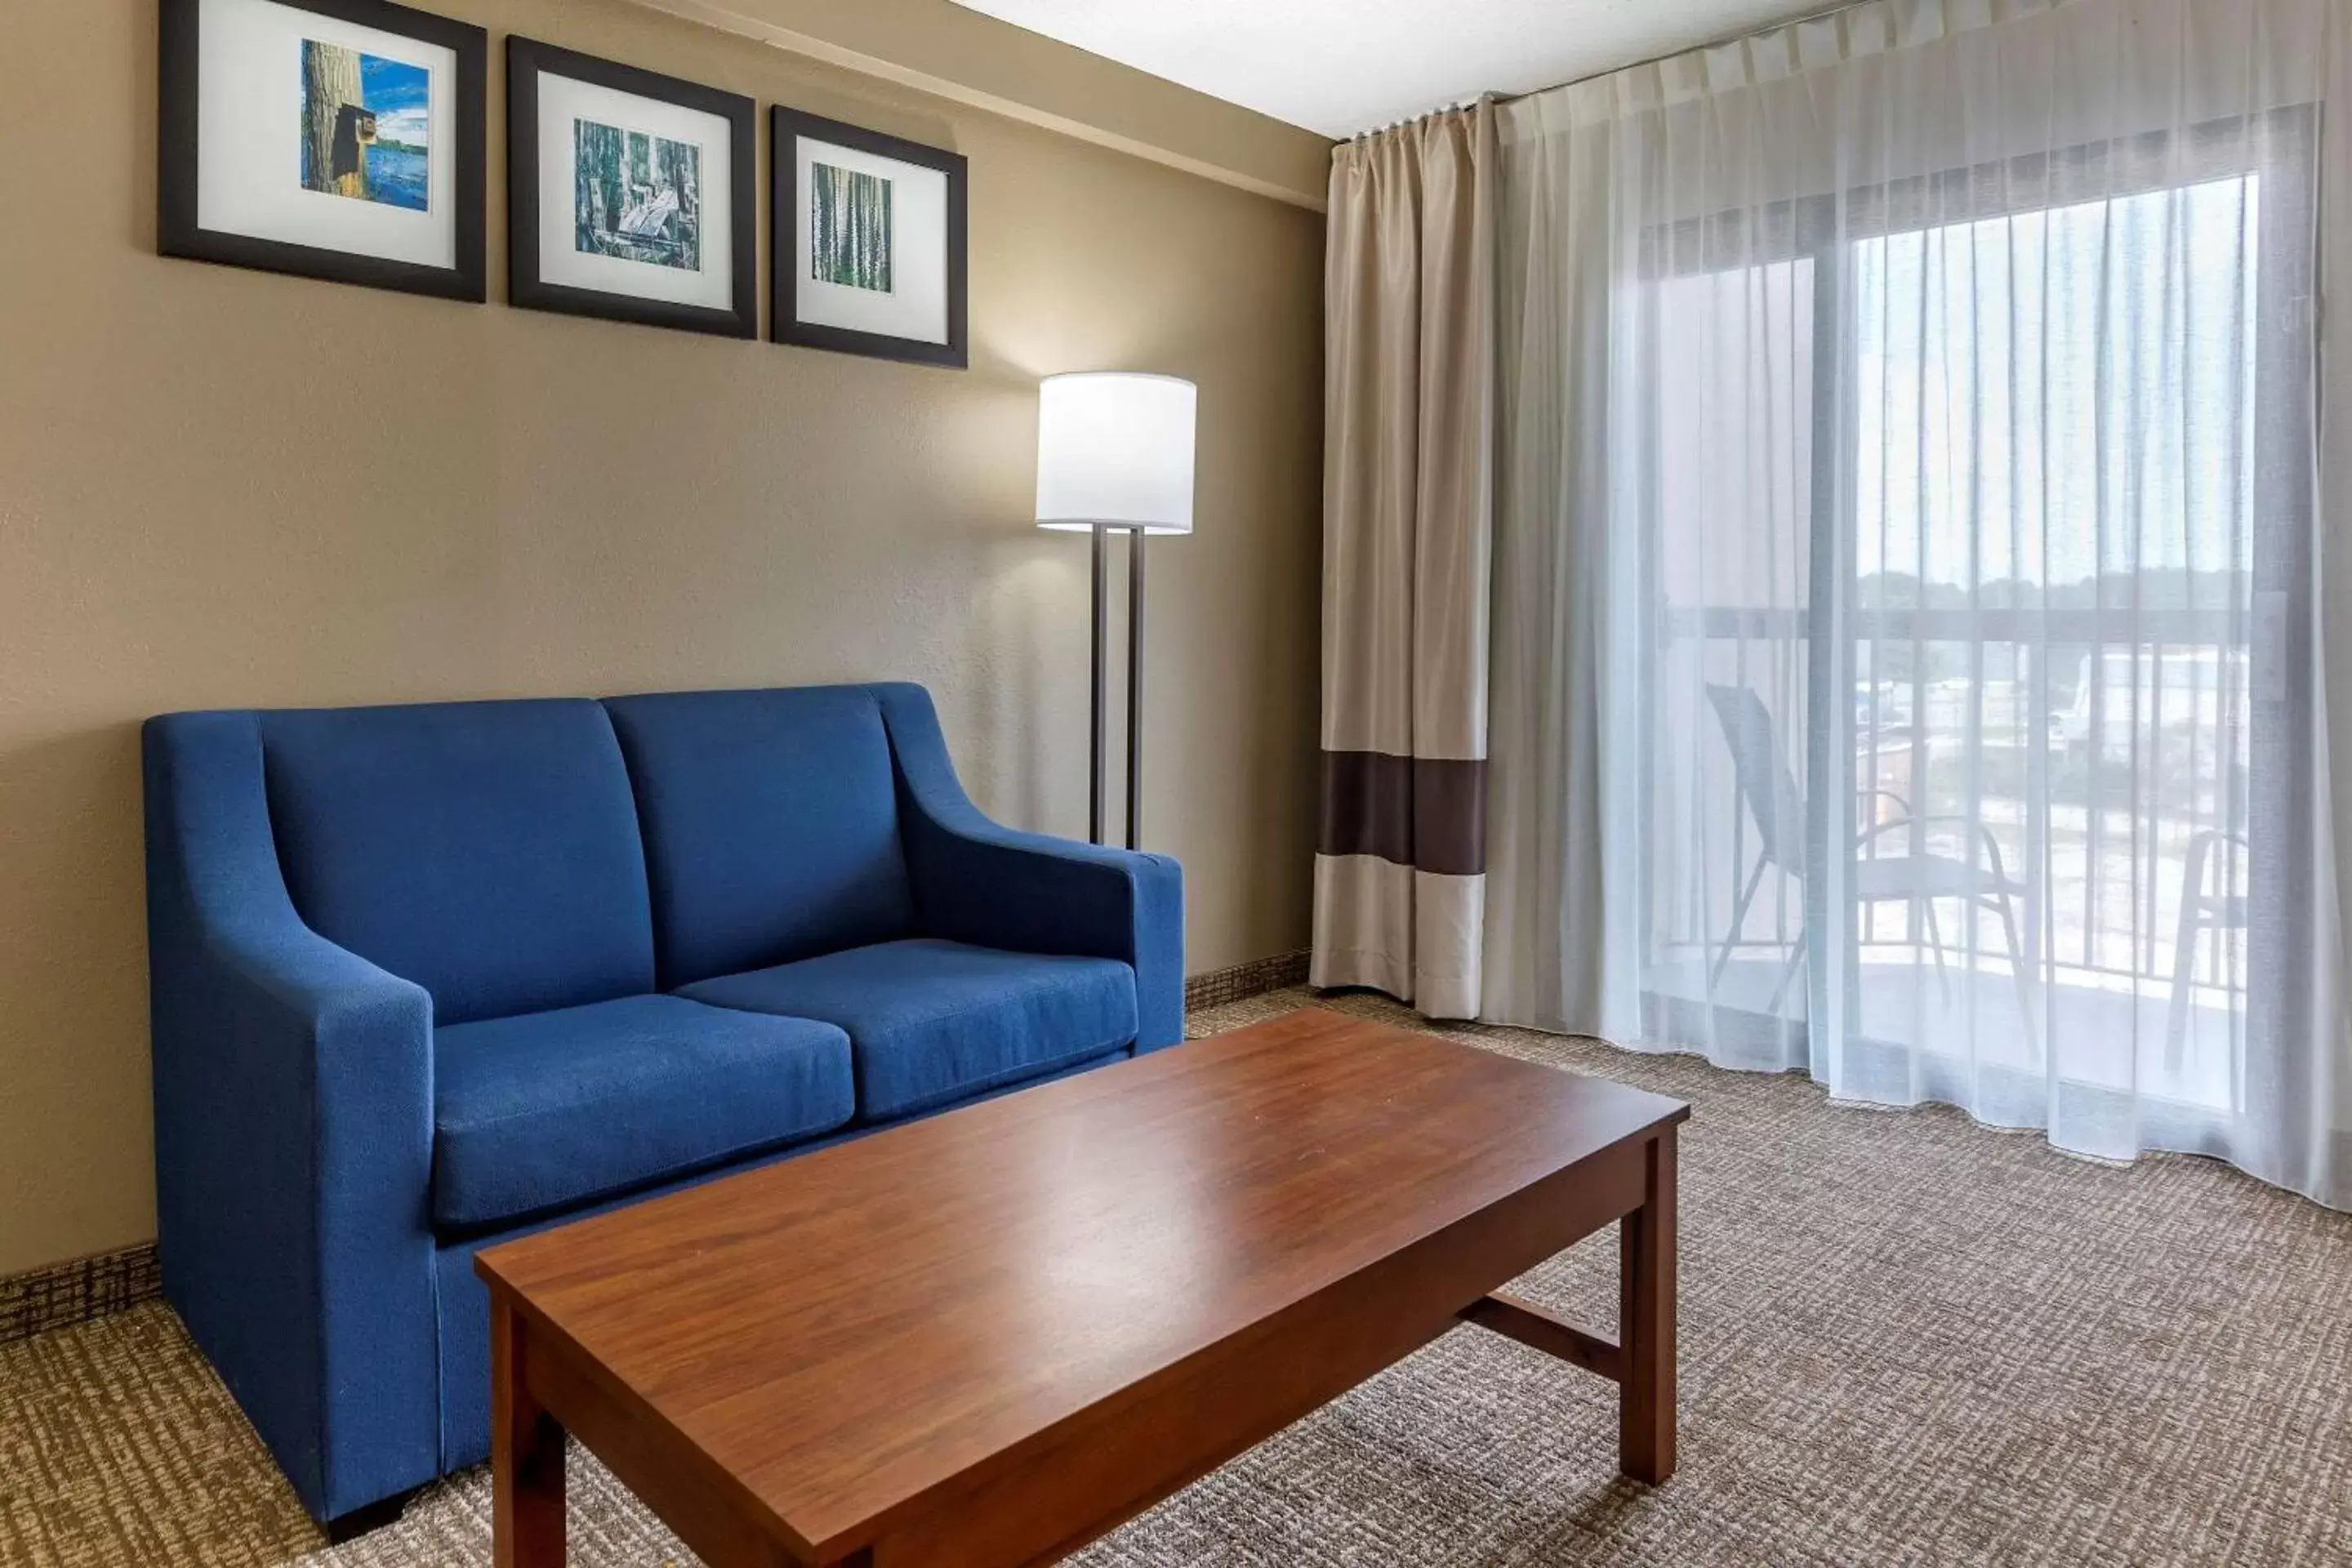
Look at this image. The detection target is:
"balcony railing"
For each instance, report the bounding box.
[1650,606,2252,1111]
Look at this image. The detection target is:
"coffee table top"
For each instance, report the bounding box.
[476,1007,1688,1561]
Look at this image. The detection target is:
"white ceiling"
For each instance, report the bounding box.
[949,0,1831,138]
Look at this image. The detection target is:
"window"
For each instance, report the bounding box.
[1643,121,2310,1122]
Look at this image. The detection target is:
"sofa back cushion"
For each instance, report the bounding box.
[259,700,655,1024]
[604,687,916,988]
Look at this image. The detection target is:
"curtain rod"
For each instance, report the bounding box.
[1348,0,1925,140]
[1500,0,1898,104]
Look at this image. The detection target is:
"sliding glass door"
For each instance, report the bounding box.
[1640,113,2314,1154]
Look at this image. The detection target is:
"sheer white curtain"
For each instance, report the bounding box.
[1488,0,2352,1208]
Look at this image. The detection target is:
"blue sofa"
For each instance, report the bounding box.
[142,682,1183,1527]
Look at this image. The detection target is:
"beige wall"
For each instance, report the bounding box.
[629,0,1333,208]
[0,0,1326,1276]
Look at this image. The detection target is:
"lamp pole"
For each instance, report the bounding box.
[1126,527,1145,850]
[1085,524,1146,849]
[1090,523,1108,845]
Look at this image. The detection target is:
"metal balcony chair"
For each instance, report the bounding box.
[1704,683,2036,1034]
[2165,829,2247,1075]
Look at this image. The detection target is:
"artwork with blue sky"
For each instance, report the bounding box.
[300,41,429,212]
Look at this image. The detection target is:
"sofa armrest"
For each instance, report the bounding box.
[874,686,1185,1052]
[144,712,439,1521]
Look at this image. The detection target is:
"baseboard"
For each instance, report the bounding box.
[1184,950,1312,1012]
[0,1241,162,1348]
[1,964,1313,1344]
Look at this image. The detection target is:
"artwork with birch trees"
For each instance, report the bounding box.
[811,163,893,293]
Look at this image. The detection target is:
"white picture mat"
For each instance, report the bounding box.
[535,72,733,310]
[793,136,950,344]
[196,0,460,267]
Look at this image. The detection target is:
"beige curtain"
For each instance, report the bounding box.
[1312,102,1495,1020]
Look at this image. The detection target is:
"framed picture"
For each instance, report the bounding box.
[507,38,756,339]
[773,107,969,369]
[157,0,487,301]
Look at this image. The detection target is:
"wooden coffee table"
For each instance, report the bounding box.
[476,1007,1689,1568]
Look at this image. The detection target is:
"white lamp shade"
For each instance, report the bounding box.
[1036,372,1197,536]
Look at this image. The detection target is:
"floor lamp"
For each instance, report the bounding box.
[1035,372,1198,849]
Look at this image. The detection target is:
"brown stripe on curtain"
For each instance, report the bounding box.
[1317,751,1487,875]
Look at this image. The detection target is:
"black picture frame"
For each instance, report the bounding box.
[772,106,969,370]
[157,0,488,301]
[507,38,757,340]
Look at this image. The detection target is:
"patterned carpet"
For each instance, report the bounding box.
[7,988,2352,1566]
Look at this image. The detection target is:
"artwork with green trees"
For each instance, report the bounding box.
[811,163,893,294]
[574,118,701,271]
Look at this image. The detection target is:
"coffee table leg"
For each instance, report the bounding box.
[492,1294,568,1567]
[1618,1125,1677,1484]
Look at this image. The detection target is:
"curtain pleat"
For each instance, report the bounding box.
[1313,103,1497,1020]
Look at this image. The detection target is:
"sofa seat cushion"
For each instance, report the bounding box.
[679,939,1138,1123]
[432,995,854,1232]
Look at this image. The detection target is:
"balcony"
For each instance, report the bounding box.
[1648,627,2254,1125]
